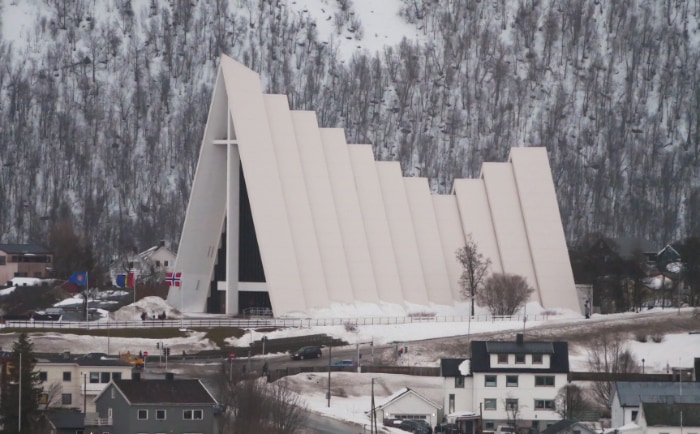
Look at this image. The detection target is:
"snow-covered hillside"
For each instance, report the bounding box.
[0,0,698,260]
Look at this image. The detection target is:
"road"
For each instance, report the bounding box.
[301,411,368,434]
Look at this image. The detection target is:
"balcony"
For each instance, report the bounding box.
[84,413,112,426]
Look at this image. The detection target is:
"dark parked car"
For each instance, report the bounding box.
[399,419,430,434]
[290,346,322,360]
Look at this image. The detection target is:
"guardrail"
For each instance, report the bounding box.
[2,313,552,330]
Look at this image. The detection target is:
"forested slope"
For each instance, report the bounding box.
[0,0,698,265]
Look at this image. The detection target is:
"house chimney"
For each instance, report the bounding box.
[516,334,524,345]
[165,372,174,381]
[133,372,141,381]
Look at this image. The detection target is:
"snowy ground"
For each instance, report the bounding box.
[2,290,699,431]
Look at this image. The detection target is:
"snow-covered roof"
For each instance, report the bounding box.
[374,387,441,411]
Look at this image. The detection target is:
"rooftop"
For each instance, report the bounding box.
[112,378,217,405]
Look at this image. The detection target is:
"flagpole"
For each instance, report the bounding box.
[85,272,89,323]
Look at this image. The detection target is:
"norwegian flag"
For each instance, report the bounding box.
[165,272,182,287]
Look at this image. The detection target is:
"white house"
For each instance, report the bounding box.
[36,354,134,413]
[636,402,700,434]
[441,334,569,433]
[610,382,700,428]
[441,358,473,416]
[373,387,442,428]
[110,241,176,286]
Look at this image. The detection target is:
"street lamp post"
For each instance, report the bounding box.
[18,352,22,434]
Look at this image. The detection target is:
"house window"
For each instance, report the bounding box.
[484,375,497,387]
[164,260,169,266]
[449,394,455,413]
[573,431,581,434]
[63,372,71,382]
[532,354,543,364]
[138,409,148,420]
[506,375,518,387]
[112,372,122,380]
[101,372,110,383]
[484,421,495,430]
[484,399,497,410]
[89,372,99,383]
[497,354,508,364]
[61,393,72,405]
[535,375,555,387]
[0,256,5,265]
[515,354,525,364]
[454,376,465,388]
[631,410,638,421]
[111,388,115,399]
[506,399,518,411]
[39,371,47,382]
[535,399,555,410]
[156,409,166,420]
[155,261,161,267]
[183,410,203,420]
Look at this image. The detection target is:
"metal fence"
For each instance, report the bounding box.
[2,313,552,330]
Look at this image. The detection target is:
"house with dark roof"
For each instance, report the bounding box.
[463,334,568,432]
[40,409,87,434]
[0,243,53,286]
[540,419,598,434]
[93,373,219,434]
[611,382,700,428]
[636,402,700,434]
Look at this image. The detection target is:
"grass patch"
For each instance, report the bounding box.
[194,327,246,349]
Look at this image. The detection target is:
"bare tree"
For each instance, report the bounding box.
[555,383,592,419]
[218,365,308,433]
[456,234,491,316]
[503,396,521,429]
[40,382,63,411]
[477,273,534,316]
[587,334,641,408]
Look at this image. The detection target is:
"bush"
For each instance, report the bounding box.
[651,333,664,343]
[634,332,648,343]
[343,321,357,332]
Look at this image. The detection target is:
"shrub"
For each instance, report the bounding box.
[651,333,664,343]
[343,321,357,332]
[634,332,648,343]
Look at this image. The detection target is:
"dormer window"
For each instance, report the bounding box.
[532,354,543,364]
[497,354,508,364]
[515,354,525,364]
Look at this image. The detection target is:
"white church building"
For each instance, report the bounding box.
[167,55,580,317]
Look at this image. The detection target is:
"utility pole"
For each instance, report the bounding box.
[18,352,22,433]
[327,342,332,408]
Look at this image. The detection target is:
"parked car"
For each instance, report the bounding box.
[331,359,355,367]
[77,352,110,360]
[415,420,433,434]
[435,423,460,433]
[290,346,322,360]
[399,419,430,434]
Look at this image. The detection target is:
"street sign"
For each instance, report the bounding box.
[229,352,236,359]
[144,351,148,357]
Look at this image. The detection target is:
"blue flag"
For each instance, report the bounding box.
[115,274,126,288]
[68,272,87,286]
